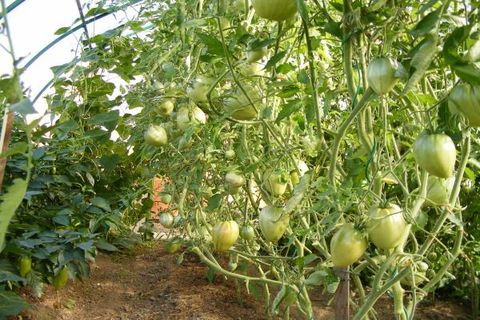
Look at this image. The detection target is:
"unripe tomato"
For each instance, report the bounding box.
[225,149,236,160]
[159,212,174,228]
[367,57,399,95]
[187,76,211,103]
[224,88,260,121]
[368,204,407,250]
[426,176,454,206]
[159,193,172,204]
[144,125,168,146]
[400,260,429,286]
[53,266,69,290]
[176,105,207,131]
[225,172,245,194]
[239,62,265,77]
[330,224,367,267]
[212,221,239,252]
[252,0,297,21]
[413,133,456,178]
[18,256,32,277]
[290,171,300,185]
[246,46,268,63]
[158,99,175,116]
[165,238,182,253]
[240,225,255,241]
[259,206,289,243]
[449,83,480,127]
[263,170,289,196]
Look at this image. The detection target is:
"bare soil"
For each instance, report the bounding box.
[17,242,470,320]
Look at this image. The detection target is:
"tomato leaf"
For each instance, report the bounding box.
[442,25,472,65]
[410,8,441,37]
[276,101,301,123]
[265,51,286,70]
[451,63,480,85]
[196,33,225,57]
[296,0,309,22]
[0,290,29,318]
[0,179,27,253]
[206,194,223,212]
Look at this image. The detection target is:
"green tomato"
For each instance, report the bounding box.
[176,105,207,131]
[400,260,429,287]
[367,57,399,95]
[53,266,69,290]
[259,206,289,243]
[263,170,289,196]
[290,171,300,185]
[212,221,239,252]
[18,256,32,277]
[224,89,260,121]
[240,225,255,241]
[330,223,367,267]
[426,176,454,206]
[225,149,236,160]
[159,193,172,204]
[413,133,456,178]
[187,76,211,103]
[252,0,297,21]
[225,172,245,194]
[158,99,175,116]
[159,212,174,228]
[246,46,268,63]
[165,238,183,253]
[144,125,168,146]
[368,204,408,250]
[449,83,480,127]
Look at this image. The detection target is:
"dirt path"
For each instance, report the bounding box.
[18,242,469,320]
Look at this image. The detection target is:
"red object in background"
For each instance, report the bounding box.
[151,177,169,220]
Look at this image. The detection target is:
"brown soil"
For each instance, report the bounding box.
[17,242,470,320]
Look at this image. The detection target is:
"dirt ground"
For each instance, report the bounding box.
[17,242,470,320]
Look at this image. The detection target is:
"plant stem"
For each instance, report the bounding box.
[329,88,375,188]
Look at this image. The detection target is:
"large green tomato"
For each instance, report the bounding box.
[263,169,289,196]
[368,204,408,250]
[165,238,183,253]
[212,221,239,252]
[426,176,454,206]
[449,83,480,127]
[252,0,297,21]
[144,125,168,146]
[259,206,289,243]
[367,58,399,95]
[413,133,456,178]
[330,224,367,267]
[224,88,260,121]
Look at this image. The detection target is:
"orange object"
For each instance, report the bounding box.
[151,177,170,220]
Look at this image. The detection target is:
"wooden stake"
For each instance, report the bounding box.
[334,267,350,320]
